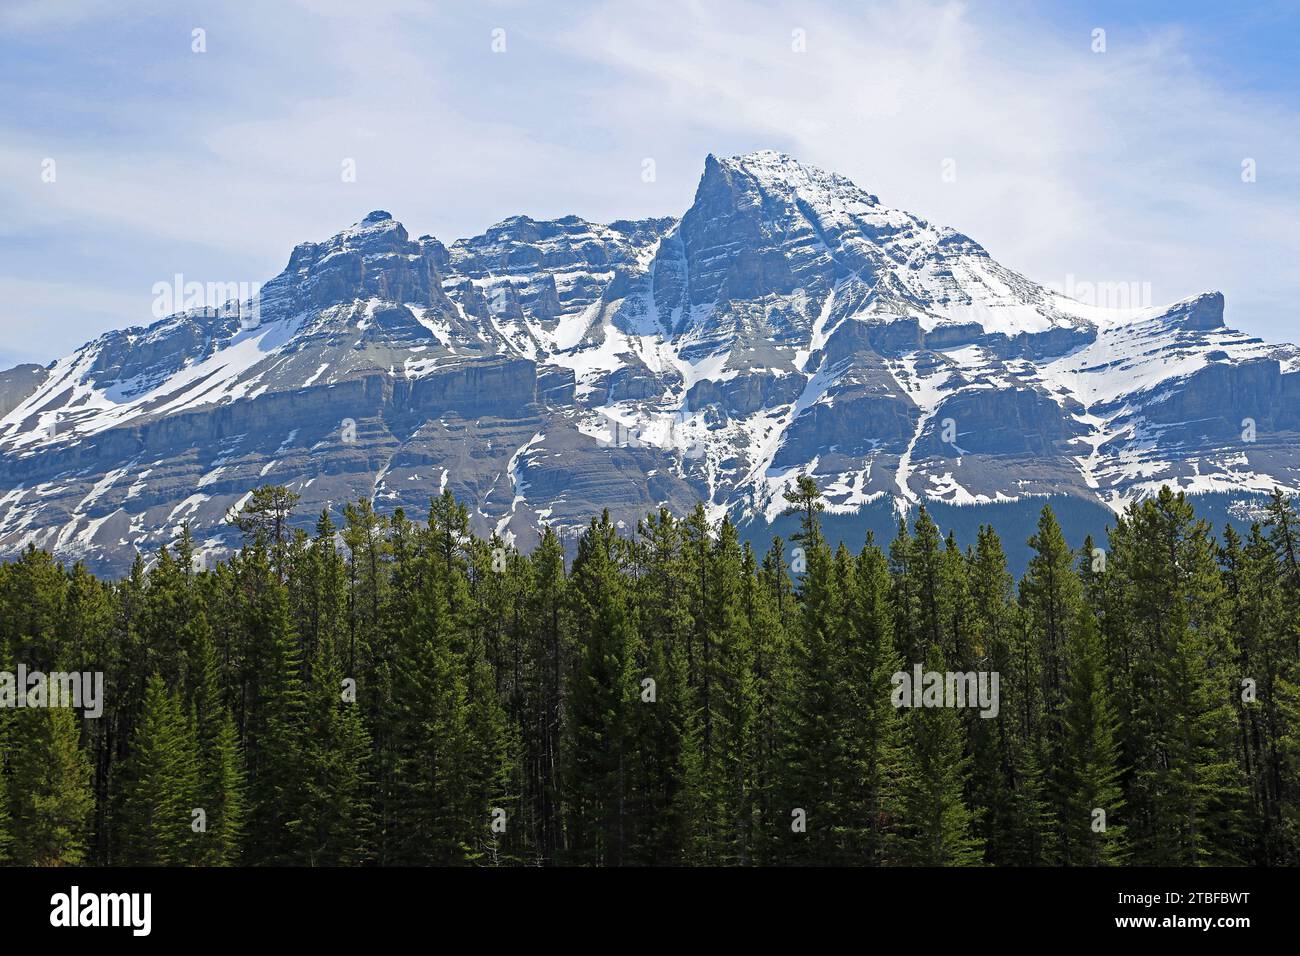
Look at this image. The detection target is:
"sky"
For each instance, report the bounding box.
[1,0,1298,367]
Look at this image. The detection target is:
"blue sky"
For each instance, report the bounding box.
[1,0,1297,366]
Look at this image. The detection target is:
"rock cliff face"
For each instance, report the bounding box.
[3,150,1299,573]
[0,365,46,419]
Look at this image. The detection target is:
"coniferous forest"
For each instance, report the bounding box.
[2,479,1299,867]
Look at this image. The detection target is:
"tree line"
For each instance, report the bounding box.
[1,479,1299,866]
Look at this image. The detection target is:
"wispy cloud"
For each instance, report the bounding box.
[0,0,1296,366]
[559,0,1300,324]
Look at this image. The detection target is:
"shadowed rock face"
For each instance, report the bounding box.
[1168,291,1226,331]
[917,386,1091,457]
[0,365,47,419]
[673,155,822,307]
[687,370,803,417]
[3,151,1299,574]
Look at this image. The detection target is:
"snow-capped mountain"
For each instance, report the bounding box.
[5,150,1300,573]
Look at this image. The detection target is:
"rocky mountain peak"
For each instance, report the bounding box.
[713,149,881,205]
[270,210,453,315]
[1166,291,1226,330]
[0,152,1296,575]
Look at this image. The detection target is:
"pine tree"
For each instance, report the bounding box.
[688,517,756,864]
[1021,504,1084,862]
[238,545,308,865]
[0,743,10,864]
[184,626,245,866]
[60,559,115,863]
[910,506,945,658]
[118,675,201,865]
[384,516,474,865]
[0,676,13,864]
[291,510,350,677]
[138,547,190,688]
[966,525,1041,864]
[897,644,983,865]
[226,485,302,582]
[889,516,918,662]
[1275,668,1300,862]
[1261,490,1300,860]
[525,526,569,863]
[776,478,852,863]
[462,643,515,866]
[1263,487,1300,600]
[627,509,693,864]
[201,710,246,865]
[1058,605,1126,864]
[751,538,792,864]
[784,476,825,549]
[939,531,977,668]
[563,511,639,865]
[0,545,68,669]
[342,497,389,679]
[1222,519,1297,861]
[10,706,95,865]
[843,534,904,864]
[1109,488,1249,864]
[298,611,371,868]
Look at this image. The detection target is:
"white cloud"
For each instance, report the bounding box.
[0,0,1297,366]
[558,0,1300,331]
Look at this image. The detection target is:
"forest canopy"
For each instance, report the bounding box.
[1,481,1298,867]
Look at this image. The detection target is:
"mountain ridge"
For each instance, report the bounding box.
[3,149,1298,573]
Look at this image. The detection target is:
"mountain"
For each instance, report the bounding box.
[4,149,1300,574]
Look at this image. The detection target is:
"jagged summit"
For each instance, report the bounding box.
[711,148,883,203]
[0,152,1296,573]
